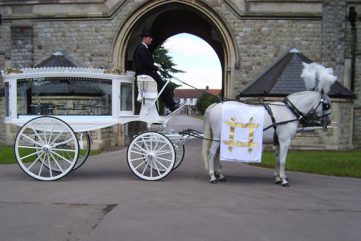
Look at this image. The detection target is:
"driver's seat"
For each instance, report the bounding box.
[136,75,160,118]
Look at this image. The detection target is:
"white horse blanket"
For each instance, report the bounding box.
[221,103,264,163]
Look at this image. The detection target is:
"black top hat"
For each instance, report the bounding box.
[141,28,153,38]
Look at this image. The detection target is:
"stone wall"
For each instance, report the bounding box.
[321,0,346,80]
[353,107,361,148]
[32,21,114,68]
[0,0,358,150]
[11,26,33,68]
[345,2,361,148]
[233,19,322,88]
[0,97,5,145]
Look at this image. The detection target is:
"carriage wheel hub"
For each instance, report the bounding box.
[43,145,52,154]
[147,153,154,161]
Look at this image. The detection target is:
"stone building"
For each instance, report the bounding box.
[0,0,360,149]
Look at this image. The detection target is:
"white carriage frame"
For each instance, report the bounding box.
[1,67,186,181]
[2,67,179,131]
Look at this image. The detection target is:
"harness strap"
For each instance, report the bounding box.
[263,104,279,145]
[283,97,307,125]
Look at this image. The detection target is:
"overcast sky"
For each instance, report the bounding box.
[162,33,222,89]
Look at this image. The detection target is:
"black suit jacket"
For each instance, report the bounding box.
[133,43,158,76]
[132,43,175,108]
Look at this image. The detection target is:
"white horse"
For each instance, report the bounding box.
[202,63,336,186]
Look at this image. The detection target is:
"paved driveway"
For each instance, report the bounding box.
[0,115,360,241]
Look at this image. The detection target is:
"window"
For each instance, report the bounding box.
[120,83,133,111]
[16,77,112,115]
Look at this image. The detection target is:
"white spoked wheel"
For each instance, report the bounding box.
[15,116,79,181]
[38,132,91,172]
[127,131,175,181]
[172,141,185,170]
[73,132,91,170]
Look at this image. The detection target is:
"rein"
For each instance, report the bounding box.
[282,97,309,124]
[263,103,299,145]
[262,95,329,144]
[170,75,228,101]
[283,95,330,126]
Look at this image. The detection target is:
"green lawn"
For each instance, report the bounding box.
[1,145,360,178]
[0,145,100,165]
[256,150,361,178]
[0,146,17,164]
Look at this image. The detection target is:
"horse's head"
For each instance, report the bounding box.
[299,62,336,128]
[284,91,332,128]
[307,93,332,128]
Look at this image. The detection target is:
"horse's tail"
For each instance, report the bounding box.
[202,104,215,170]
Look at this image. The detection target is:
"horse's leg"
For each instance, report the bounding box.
[208,141,220,183]
[274,144,282,184]
[278,139,291,187]
[214,151,226,182]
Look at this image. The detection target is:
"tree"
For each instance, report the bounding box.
[153,44,184,112]
[154,45,184,81]
[153,45,183,91]
[196,92,219,114]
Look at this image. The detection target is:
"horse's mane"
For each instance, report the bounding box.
[300,62,337,94]
[287,91,320,105]
[287,90,318,98]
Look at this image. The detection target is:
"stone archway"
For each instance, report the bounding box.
[112,0,239,98]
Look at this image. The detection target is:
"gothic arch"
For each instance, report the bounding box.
[112,0,239,97]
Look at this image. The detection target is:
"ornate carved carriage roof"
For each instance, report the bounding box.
[239,48,354,99]
[0,66,134,97]
[21,67,104,75]
[1,66,133,77]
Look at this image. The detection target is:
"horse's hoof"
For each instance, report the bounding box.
[282,183,290,187]
[274,178,282,185]
[210,179,218,184]
[219,177,227,182]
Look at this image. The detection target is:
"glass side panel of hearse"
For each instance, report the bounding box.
[120,82,133,112]
[16,77,112,116]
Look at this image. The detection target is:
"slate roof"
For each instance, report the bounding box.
[239,48,354,98]
[35,51,82,68]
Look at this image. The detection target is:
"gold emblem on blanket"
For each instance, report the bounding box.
[223,116,260,153]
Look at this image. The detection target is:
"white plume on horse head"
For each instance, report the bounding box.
[301,62,317,90]
[301,62,337,94]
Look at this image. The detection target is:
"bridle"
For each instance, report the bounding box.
[283,93,331,128]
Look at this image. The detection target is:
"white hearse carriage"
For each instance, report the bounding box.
[1,67,185,181]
